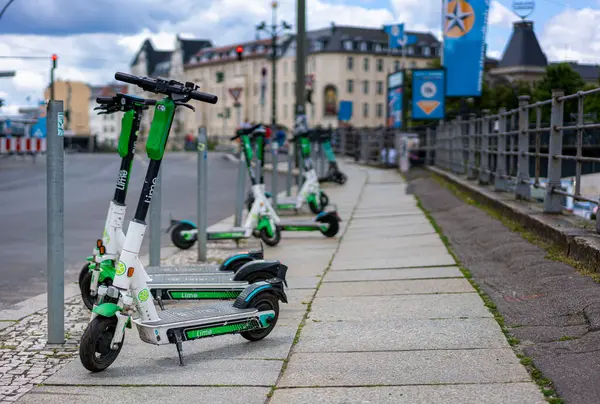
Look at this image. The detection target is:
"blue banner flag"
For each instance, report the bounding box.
[442,0,490,96]
[383,23,405,49]
[412,69,446,120]
[386,71,404,129]
[338,100,353,121]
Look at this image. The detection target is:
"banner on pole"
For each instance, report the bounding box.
[386,71,404,129]
[411,69,446,120]
[338,101,353,122]
[442,0,490,96]
[383,23,404,49]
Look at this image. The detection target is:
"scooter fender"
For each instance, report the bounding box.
[233,279,288,308]
[316,210,341,222]
[233,260,288,285]
[92,303,133,328]
[166,219,197,233]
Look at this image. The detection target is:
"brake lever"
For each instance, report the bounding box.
[175,102,195,112]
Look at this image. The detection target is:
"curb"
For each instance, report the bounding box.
[427,166,600,273]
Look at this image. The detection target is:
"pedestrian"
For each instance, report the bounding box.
[275,126,286,149]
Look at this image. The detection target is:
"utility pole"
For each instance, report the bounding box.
[295,0,306,121]
[256,1,292,129]
[51,54,57,101]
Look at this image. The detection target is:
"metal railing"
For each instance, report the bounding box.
[334,127,406,167]
[419,87,600,233]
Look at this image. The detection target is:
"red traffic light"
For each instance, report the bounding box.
[236,46,243,53]
[51,54,57,61]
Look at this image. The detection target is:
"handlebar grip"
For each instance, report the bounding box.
[96,96,114,105]
[115,72,141,86]
[145,99,157,105]
[191,90,218,104]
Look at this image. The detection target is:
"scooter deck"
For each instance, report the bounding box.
[142,303,256,327]
[148,272,246,289]
[146,264,220,275]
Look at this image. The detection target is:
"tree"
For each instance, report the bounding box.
[533,63,585,101]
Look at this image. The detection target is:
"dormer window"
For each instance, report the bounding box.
[407,46,414,55]
[343,40,353,51]
[360,41,367,51]
[422,46,431,57]
[257,45,265,52]
[314,40,323,51]
[230,49,237,57]
[375,43,382,52]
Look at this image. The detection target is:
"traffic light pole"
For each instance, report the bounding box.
[295,0,306,121]
[271,6,277,129]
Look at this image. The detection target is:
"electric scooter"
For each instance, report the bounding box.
[313,129,347,184]
[246,116,331,214]
[79,72,287,372]
[79,94,281,311]
[168,124,282,249]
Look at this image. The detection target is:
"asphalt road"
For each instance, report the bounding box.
[0,152,286,309]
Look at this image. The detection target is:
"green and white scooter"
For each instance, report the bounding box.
[172,124,341,248]
[79,93,281,311]
[168,124,283,249]
[313,129,347,184]
[246,116,330,214]
[79,72,288,372]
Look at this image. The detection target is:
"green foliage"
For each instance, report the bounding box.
[533,63,585,101]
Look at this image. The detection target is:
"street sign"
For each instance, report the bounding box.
[229,87,243,102]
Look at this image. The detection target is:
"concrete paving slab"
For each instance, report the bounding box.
[278,349,531,386]
[286,275,321,289]
[323,266,463,282]
[318,278,472,296]
[309,293,490,321]
[19,386,270,404]
[295,318,508,352]
[352,210,424,219]
[270,383,546,404]
[331,253,456,270]
[337,233,447,252]
[348,215,431,229]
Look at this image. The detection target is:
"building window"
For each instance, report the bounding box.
[375,43,382,53]
[376,103,383,118]
[407,46,414,55]
[347,79,354,94]
[363,80,369,94]
[423,46,431,57]
[376,58,383,72]
[360,41,367,51]
[284,82,288,97]
[347,56,354,71]
[363,58,369,71]
[343,40,353,51]
[376,81,383,95]
[283,61,287,74]
[284,104,288,119]
[363,103,369,118]
[394,60,400,72]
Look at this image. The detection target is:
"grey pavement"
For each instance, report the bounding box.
[15,161,544,403]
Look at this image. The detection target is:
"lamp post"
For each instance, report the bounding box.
[256,1,292,129]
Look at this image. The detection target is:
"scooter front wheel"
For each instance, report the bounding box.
[78,263,91,292]
[79,316,124,372]
[320,191,329,208]
[80,271,112,311]
[240,294,279,341]
[260,227,281,247]
[171,222,196,250]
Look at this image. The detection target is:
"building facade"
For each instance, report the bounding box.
[44,80,91,136]
[129,24,441,144]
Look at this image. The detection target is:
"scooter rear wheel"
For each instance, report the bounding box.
[320,192,329,208]
[79,316,124,372]
[240,294,279,341]
[260,227,281,247]
[171,222,196,250]
[319,215,340,238]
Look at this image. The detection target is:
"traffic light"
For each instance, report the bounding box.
[236,46,243,61]
[51,54,57,69]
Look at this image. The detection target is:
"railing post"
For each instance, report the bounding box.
[197,131,208,261]
[494,108,508,191]
[479,112,491,184]
[361,130,368,164]
[467,116,476,179]
[340,128,346,157]
[515,96,531,199]
[544,89,565,213]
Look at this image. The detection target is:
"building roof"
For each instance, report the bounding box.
[554,62,600,82]
[306,24,439,57]
[498,20,547,68]
[89,83,128,101]
[130,39,173,77]
[178,36,213,63]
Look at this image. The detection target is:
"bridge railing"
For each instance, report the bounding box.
[420,88,600,233]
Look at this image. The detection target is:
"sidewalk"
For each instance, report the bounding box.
[14,162,545,403]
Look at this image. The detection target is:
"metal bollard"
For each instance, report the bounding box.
[544,89,565,213]
[515,96,531,199]
[271,146,278,206]
[149,168,162,267]
[47,100,65,345]
[234,145,246,227]
[197,131,208,261]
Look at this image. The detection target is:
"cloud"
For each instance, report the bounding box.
[540,8,600,63]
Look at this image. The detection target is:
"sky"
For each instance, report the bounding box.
[0,0,598,114]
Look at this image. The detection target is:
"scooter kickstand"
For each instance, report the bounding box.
[156,295,165,311]
[174,332,185,366]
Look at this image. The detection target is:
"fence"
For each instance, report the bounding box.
[415,88,600,233]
